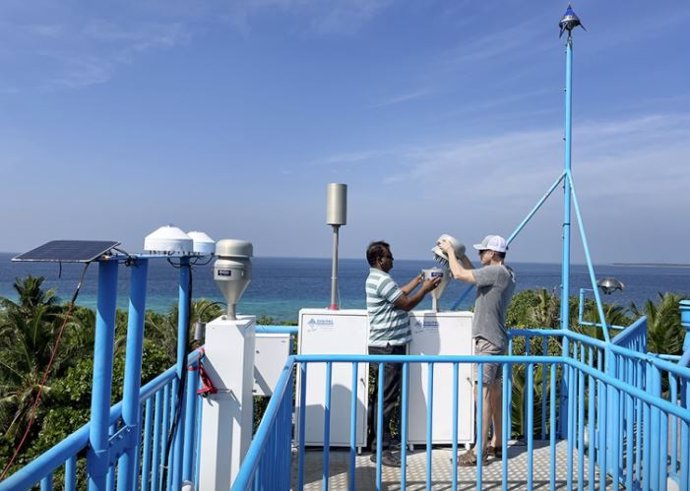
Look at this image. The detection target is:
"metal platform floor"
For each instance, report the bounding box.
[292,440,611,490]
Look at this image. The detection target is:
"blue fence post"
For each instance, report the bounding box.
[681,300,690,358]
[604,345,616,481]
[117,258,148,491]
[87,259,119,491]
[183,360,199,482]
[172,257,191,491]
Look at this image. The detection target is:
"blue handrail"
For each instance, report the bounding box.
[234,330,690,491]
[0,349,203,491]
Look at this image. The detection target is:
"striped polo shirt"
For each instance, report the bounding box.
[366,268,411,347]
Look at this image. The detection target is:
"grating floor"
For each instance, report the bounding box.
[292,440,613,490]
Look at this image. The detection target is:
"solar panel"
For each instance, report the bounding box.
[12,240,121,263]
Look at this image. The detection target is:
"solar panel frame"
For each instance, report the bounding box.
[12,240,121,263]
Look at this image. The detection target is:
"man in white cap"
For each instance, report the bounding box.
[439,234,516,466]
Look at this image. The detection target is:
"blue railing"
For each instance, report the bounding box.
[6,320,688,490]
[235,327,690,491]
[0,349,203,491]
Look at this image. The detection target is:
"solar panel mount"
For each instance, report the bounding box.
[12,240,121,263]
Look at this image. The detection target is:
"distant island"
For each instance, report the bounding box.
[612,263,690,268]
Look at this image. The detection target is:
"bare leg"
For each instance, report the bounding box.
[481,385,493,452]
[490,381,502,448]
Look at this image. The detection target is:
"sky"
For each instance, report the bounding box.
[1,1,689,264]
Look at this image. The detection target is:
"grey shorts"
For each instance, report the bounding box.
[472,338,505,385]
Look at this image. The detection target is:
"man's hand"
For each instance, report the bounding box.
[439,239,456,258]
[422,276,442,293]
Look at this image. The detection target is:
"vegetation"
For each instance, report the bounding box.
[0,276,686,479]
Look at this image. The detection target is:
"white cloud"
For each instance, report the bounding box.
[0,7,191,92]
[371,89,432,108]
[441,18,550,68]
[210,0,392,35]
[318,110,690,262]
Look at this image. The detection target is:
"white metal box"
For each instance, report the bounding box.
[407,310,475,446]
[254,333,291,396]
[296,309,369,448]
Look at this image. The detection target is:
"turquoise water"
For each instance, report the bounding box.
[0,253,687,322]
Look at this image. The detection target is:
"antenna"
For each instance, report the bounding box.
[326,183,347,310]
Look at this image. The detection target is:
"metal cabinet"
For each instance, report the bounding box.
[295,309,369,448]
[407,311,475,446]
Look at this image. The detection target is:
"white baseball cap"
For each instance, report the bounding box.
[472,235,508,253]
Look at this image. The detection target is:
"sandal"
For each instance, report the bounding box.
[457,450,479,467]
[486,445,502,459]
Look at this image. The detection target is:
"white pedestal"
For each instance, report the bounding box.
[198,315,255,490]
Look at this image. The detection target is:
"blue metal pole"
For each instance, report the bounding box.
[375,362,384,489]
[152,390,163,491]
[426,363,434,491]
[501,363,509,491]
[65,456,76,491]
[451,363,459,491]
[681,301,690,367]
[559,30,574,440]
[401,362,410,490]
[476,365,484,490]
[587,350,595,491]
[106,424,115,491]
[526,363,534,490]
[172,257,190,491]
[567,174,611,342]
[577,347,585,490]
[118,258,149,491]
[88,259,118,491]
[550,363,557,491]
[560,14,574,333]
[142,398,153,491]
[182,363,199,482]
[348,362,357,491]
[297,363,307,491]
[322,362,332,491]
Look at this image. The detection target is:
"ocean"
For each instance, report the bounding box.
[0,253,688,322]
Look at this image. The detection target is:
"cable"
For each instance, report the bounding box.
[190,255,213,266]
[0,262,90,480]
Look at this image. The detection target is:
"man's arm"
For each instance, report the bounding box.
[400,273,422,295]
[440,240,476,284]
[393,277,440,311]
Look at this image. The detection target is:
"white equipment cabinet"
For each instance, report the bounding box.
[254,333,291,396]
[407,311,475,446]
[296,309,369,448]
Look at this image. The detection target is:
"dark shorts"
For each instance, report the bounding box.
[472,338,505,385]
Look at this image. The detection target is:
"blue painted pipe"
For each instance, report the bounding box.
[322,362,332,491]
[88,260,118,491]
[559,33,574,442]
[182,362,199,481]
[297,362,307,491]
[118,258,148,491]
[172,258,190,491]
[401,362,410,490]
[681,300,690,360]
[348,362,357,491]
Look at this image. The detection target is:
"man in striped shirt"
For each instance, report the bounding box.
[366,241,440,467]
